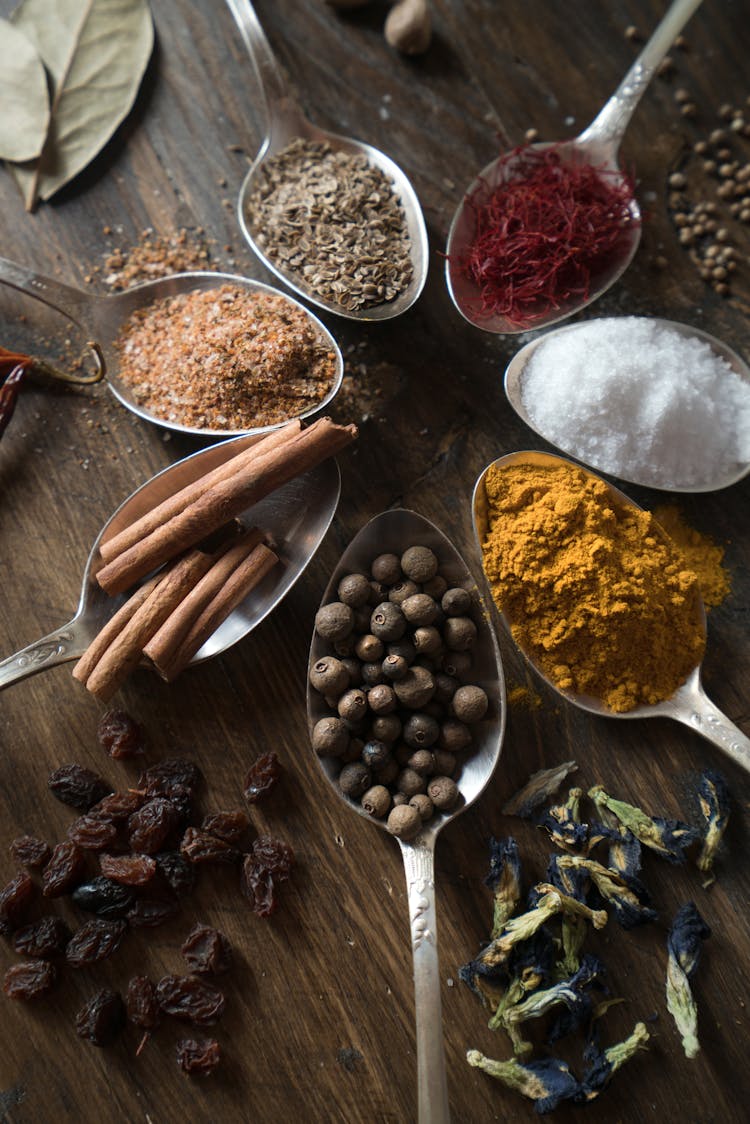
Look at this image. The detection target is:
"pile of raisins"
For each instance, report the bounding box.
[0,709,294,1077]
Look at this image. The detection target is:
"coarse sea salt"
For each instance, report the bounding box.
[520,317,750,489]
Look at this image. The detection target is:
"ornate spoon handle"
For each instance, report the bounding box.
[664,675,750,775]
[0,619,83,690]
[399,835,451,1124]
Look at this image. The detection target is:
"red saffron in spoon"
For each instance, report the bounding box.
[458,145,637,328]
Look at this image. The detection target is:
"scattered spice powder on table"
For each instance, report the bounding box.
[114,284,338,431]
[245,138,413,313]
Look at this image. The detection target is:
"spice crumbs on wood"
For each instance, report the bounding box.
[114,285,338,431]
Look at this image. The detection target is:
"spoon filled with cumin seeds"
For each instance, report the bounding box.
[224,0,428,321]
[0,258,343,438]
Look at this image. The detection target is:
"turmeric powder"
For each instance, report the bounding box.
[480,461,706,713]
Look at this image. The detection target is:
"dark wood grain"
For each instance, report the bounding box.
[0,2,749,1122]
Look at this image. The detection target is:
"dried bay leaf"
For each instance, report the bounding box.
[10,0,154,209]
[0,18,49,161]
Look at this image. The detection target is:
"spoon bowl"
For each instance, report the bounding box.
[307,509,505,1124]
[504,316,750,492]
[226,0,428,322]
[446,0,703,334]
[0,258,344,438]
[0,433,340,691]
[472,450,750,775]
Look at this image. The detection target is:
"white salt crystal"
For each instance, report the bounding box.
[520,316,750,488]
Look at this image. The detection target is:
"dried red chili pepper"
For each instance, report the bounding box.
[0,343,105,441]
[0,363,29,440]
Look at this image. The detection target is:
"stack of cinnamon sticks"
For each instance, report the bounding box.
[73,417,357,701]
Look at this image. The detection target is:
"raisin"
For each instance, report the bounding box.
[100,853,156,886]
[240,837,294,919]
[90,791,144,821]
[142,778,194,821]
[156,975,226,1025]
[13,917,70,958]
[68,813,119,851]
[180,828,239,865]
[155,852,196,897]
[66,919,126,967]
[72,877,135,919]
[243,752,283,804]
[48,763,113,811]
[97,709,147,759]
[200,811,249,846]
[138,758,203,793]
[42,842,87,898]
[9,835,51,869]
[0,871,35,934]
[128,798,180,854]
[126,975,160,1030]
[181,925,232,975]
[4,960,57,1001]
[126,897,179,928]
[252,835,294,880]
[75,988,125,1046]
[176,1037,221,1076]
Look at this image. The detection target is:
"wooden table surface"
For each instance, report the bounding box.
[1,2,749,1121]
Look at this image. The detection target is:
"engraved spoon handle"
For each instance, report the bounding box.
[224,0,303,137]
[663,678,750,775]
[577,0,703,156]
[399,835,451,1124]
[0,619,84,690]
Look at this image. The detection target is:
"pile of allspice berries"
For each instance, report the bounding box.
[309,544,489,840]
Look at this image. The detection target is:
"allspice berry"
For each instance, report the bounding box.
[434,673,458,704]
[396,767,427,797]
[387,804,421,839]
[439,719,472,752]
[389,580,420,606]
[371,553,402,585]
[413,626,442,656]
[394,666,435,709]
[443,615,477,651]
[451,685,489,723]
[361,739,390,770]
[403,713,440,749]
[309,656,350,697]
[372,713,402,743]
[338,572,371,608]
[409,793,434,821]
[382,654,409,681]
[388,640,416,665]
[361,661,385,687]
[427,775,459,810]
[312,716,350,757]
[337,688,368,722]
[368,683,397,714]
[422,574,448,599]
[315,602,354,642]
[371,602,407,642]
[432,750,456,777]
[441,650,472,678]
[442,587,471,616]
[407,749,435,776]
[355,634,385,663]
[339,762,371,799]
[401,545,438,583]
[361,785,391,818]
[401,593,439,626]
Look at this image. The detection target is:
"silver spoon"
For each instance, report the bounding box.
[445,0,703,334]
[0,433,340,691]
[504,317,750,492]
[307,509,506,1124]
[472,450,750,775]
[225,0,429,322]
[0,257,343,438]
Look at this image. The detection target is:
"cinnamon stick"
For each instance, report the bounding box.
[97,417,356,596]
[143,526,263,672]
[98,420,302,564]
[72,573,163,686]
[156,542,279,682]
[83,547,222,701]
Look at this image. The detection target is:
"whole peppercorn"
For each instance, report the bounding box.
[413,626,443,656]
[361,662,385,687]
[371,602,407,642]
[409,793,434,821]
[401,593,439,626]
[443,616,477,651]
[355,634,385,663]
[361,785,391,818]
[441,586,471,616]
[439,719,472,753]
[337,688,368,723]
[368,684,397,714]
[339,763,371,799]
[371,553,402,585]
[407,749,435,776]
[432,750,457,777]
[434,673,459,704]
[401,545,438,583]
[382,654,409,681]
[427,775,459,811]
[403,713,440,749]
[451,685,489,723]
[389,579,420,606]
[309,656,350,697]
[388,804,422,839]
[441,650,473,678]
[397,767,427,797]
[387,640,416,665]
[371,713,402,743]
[394,666,435,709]
[312,716,350,757]
[361,740,391,770]
[315,602,354,642]
[422,574,448,599]
[338,572,371,608]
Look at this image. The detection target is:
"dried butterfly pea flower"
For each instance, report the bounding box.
[555,854,657,930]
[695,769,730,886]
[579,1020,651,1101]
[545,855,589,975]
[497,953,606,1056]
[666,901,711,1059]
[594,822,642,879]
[540,788,589,852]
[502,761,578,819]
[466,1050,580,1114]
[483,836,522,938]
[588,785,698,863]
